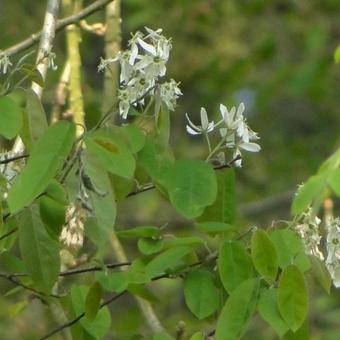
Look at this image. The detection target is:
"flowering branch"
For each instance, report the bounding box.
[2,0,114,57]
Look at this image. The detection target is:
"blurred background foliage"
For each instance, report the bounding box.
[0,0,340,339]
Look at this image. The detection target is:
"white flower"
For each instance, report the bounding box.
[186,107,215,135]
[219,103,244,130]
[159,79,182,111]
[46,51,57,71]
[0,53,12,74]
[295,208,323,260]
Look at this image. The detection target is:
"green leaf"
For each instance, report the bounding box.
[0,95,23,139]
[83,153,116,251]
[150,332,174,340]
[137,137,173,181]
[329,168,340,196]
[155,104,170,152]
[85,282,103,322]
[21,64,45,87]
[84,129,135,179]
[189,332,205,340]
[128,284,158,303]
[270,229,305,269]
[18,206,60,294]
[138,238,164,255]
[164,236,204,248]
[218,240,254,294]
[216,278,260,340]
[183,270,219,319]
[309,255,331,294]
[291,175,326,215]
[251,229,278,280]
[258,288,289,338]
[122,124,146,153]
[96,271,129,293]
[334,45,340,63]
[145,246,192,279]
[161,160,217,219]
[20,89,48,150]
[39,180,66,238]
[195,221,234,234]
[278,265,308,332]
[7,121,75,214]
[199,168,236,224]
[71,285,111,339]
[116,226,160,238]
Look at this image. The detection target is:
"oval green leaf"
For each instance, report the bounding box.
[0,95,23,139]
[218,240,254,294]
[183,270,219,319]
[216,278,260,340]
[251,229,278,280]
[278,265,308,332]
[8,121,75,214]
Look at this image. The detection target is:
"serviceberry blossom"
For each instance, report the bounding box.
[295,208,324,260]
[326,217,340,287]
[186,102,260,166]
[98,27,181,118]
[0,53,12,74]
[186,107,215,135]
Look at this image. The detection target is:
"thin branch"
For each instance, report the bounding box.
[9,261,131,278]
[40,291,126,340]
[3,0,114,57]
[40,252,220,339]
[0,272,60,298]
[126,157,238,198]
[0,153,28,165]
[0,228,18,241]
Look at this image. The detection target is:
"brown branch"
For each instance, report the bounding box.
[3,0,114,57]
[0,154,28,165]
[40,291,126,340]
[0,272,60,298]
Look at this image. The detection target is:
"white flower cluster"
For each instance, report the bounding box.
[295,209,340,288]
[60,203,86,250]
[98,27,182,118]
[295,208,324,260]
[0,53,12,74]
[326,217,340,287]
[186,102,260,166]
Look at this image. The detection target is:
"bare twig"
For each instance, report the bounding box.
[3,0,114,57]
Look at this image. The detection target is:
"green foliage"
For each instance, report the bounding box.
[278,265,308,332]
[160,159,217,219]
[18,206,60,294]
[218,240,254,294]
[215,278,260,340]
[0,95,22,139]
[251,229,278,281]
[7,121,75,213]
[183,270,220,319]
